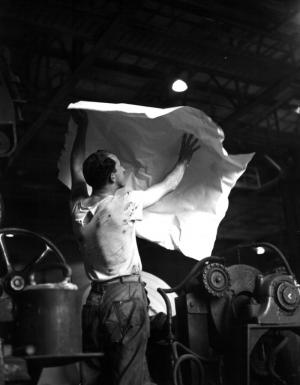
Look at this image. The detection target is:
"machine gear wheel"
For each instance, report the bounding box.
[202,263,230,297]
[275,281,300,312]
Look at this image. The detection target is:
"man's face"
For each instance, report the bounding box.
[108,154,126,187]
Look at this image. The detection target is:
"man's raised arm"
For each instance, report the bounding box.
[70,109,89,204]
[142,134,200,208]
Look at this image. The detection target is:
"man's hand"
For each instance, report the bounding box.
[71,109,88,128]
[142,133,200,208]
[178,133,200,165]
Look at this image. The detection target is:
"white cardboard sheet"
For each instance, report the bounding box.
[58,101,254,260]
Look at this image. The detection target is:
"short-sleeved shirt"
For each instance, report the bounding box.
[71,188,144,281]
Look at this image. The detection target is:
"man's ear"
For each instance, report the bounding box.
[109,172,116,184]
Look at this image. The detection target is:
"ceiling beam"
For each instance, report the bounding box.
[150,0,295,38]
[8,18,122,168]
[0,0,114,40]
[113,22,294,86]
[221,67,300,130]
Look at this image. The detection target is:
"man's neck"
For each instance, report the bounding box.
[92,185,119,198]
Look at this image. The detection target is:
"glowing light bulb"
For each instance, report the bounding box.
[255,246,265,255]
[172,79,188,93]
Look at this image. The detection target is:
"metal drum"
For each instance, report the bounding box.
[13,282,81,356]
[0,228,82,357]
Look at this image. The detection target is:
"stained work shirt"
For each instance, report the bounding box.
[71,188,144,281]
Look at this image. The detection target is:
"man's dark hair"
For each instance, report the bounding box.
[82,150,116,190]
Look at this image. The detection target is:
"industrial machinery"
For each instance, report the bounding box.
[0,227,82,384]
[158,243,300,385]
[1,227,300,385]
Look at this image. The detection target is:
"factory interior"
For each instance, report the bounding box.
[1,0,300,384]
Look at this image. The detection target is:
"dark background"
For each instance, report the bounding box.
[1,0,300,286]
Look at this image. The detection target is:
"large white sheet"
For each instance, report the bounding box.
[58,101,254,260]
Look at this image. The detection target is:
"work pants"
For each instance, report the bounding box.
[81,280,154,385]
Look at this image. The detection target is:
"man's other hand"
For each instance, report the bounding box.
[178,134,200,165]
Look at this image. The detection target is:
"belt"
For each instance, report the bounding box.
[91,274,142,292]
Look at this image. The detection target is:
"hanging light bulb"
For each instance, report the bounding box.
[171,78,188,93]
[255,246,266,255]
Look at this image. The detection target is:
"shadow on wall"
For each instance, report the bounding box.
[138,238,197,287]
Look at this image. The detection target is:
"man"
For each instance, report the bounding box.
[70,109,199,385]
